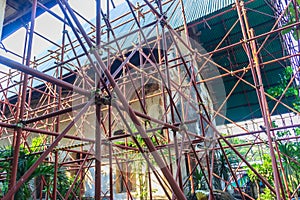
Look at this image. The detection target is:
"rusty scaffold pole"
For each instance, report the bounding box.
[8,1,38,199]
[59,0,188,199]
[235,0,284,199]
[1,0,300,199]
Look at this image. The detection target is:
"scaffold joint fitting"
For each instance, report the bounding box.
[15,120,26,128]
[95,93,111,106]
[179,123,188,132]
[89,45,97,53]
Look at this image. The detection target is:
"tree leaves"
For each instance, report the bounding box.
[282,4,300,41]
[276,129,300,197]
[0,136,78,199]
[247,154,274,185]
[267,66,300,112]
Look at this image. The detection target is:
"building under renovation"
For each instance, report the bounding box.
[0,0,299,199]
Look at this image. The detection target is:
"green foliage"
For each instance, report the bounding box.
[0,137,53,199]
[114,125,167,148]
[30,136,45,152]
[269,79,300,198]
[267,66,300,112]
[230,137,249,156]
[277,138,300,196]
[213,149,238,190]
[184,168,206,200]
[247,154,274,185]
[295,127,300,136]
[252,122,300,199]
[267,66,293,98]
[276,129,291,138]
[194,168,206,190]
[255,61,300,199]
[258,188,275,200]
[43,170,80,200]
[282,3,300,40]
[220,135,249,157]
[247,154,275,200]
[0,136,80,199]
[185,149,239,199]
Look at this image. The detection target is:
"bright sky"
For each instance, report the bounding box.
[0,0,123,75]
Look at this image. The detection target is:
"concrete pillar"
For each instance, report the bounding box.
[0,0,7,41]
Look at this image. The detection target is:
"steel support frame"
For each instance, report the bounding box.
[0,0,299,199]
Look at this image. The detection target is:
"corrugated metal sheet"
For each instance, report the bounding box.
[81,0,236,51]
[169,0,235,28]
[19,0,235,92]
[196,0,287,123]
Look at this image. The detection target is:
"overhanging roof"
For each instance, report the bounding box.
[1,0,56,40]
[193,0,289,124]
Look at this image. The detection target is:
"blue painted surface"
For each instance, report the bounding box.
[1,1,57,40]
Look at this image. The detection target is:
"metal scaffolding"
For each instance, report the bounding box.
[0,0,299,199]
